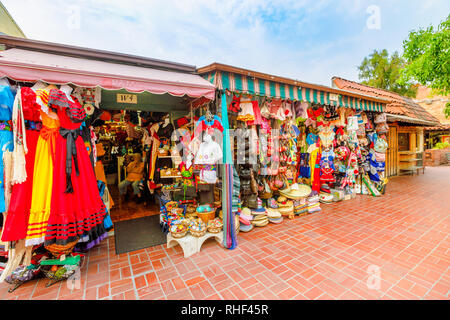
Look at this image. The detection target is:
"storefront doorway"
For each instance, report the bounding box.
[95,89,202,253]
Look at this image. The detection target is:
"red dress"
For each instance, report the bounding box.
[320,167,335,183]
[1,88,41,242]
[44,101,106,246]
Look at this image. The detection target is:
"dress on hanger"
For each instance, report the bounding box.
[236,99,255,122]
[0,85,14,213]
[1,88,41,242]
[25,110,60,246]
[44,93,106,246]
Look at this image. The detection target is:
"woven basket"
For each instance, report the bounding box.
[207,219,223,233]
[40,265,78,288]
[197,209,215,223]
[171,208,184,216]
[190,228,207,237]
[45,238,78,257]
[208,226,222,233]
[170,229,188,238]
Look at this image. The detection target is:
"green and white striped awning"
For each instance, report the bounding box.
[202,71,384,112]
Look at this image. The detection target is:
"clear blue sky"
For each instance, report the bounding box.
[3,0,449,86]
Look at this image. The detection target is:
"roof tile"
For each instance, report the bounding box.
[332,77,440,125]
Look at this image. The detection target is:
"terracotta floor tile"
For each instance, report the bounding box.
[4,166,450,300]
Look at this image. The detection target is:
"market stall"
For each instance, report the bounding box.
[0,35,216,287]
[197,63,390,237]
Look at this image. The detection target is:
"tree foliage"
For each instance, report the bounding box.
[358,49,417,97]
[445,101,450,119]
[400,15,450,95]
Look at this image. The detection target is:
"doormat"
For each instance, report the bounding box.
[113,215,167,255]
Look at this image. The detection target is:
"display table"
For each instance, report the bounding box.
[167,231,223,258]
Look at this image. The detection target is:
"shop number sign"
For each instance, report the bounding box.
[117,94,137,104]
[329,93,339,101]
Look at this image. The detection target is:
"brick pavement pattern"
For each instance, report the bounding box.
[1,166,449,300]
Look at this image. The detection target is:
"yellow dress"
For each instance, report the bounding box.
[25,110,60,246]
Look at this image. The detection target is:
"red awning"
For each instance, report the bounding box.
[0,48,216,100]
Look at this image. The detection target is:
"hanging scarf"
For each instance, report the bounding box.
[60,128,80,193]
[221,92,237,250]
[11,88,28,184]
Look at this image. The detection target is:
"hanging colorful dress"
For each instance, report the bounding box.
[0,85,14,213]
[44,92,106,246]
[2,88,41,242]
[26,109,60,246]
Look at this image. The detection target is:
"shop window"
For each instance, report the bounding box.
[398,133,410,151]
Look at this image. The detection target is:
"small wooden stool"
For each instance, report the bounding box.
[167,232,223,258]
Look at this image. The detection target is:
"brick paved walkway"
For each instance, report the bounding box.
[1,166,449,300]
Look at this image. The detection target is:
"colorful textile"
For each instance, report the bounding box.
[236,98,255,122]
[1,129,39,241]
[25,111,60,246]
[43,106,106,246]
[221,92,237,249]
[194,115,224,138]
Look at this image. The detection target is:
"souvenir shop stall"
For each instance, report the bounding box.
[197,64,389,234]
[0,39,216,291]
[160,92,240,254]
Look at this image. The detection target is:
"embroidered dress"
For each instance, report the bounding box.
[0,86,14,213]
[236,99,255,122]
[2,88,41,242]
[25,110,60,246]
[44,97,106,246]
[320,167,335,183]
[194,115,224,138]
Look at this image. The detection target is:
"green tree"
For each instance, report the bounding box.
[400,15,450,95]
[358,49,417,97]
[400,15,450,118]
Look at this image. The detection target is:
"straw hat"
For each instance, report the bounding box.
[239,215,252,226]
[278,205,294,215]
[278,200,294,219]
[252,219,269,227]
[252,214,267,222]
[266,207,281,219]
[240,208,254,222]
[279,183,312,200]
[241,207,252,216]
[277,199,293,209]
[240,223,253,232]
[319,193,333,204]
[269,216,283,224]
[251,207,266,215]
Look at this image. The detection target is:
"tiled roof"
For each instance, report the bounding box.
[332,77,440,125]
[423,124,450,131]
